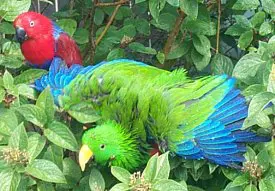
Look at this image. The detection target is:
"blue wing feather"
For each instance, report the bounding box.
[176,80,270,168]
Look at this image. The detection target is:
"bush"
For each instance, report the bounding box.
[0,0,274,190]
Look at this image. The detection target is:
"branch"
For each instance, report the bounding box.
[163,10,185,58]
[96,0,129,7]
[156,10,185,70]
[216,0,221,54]
[83,0,98,64]
[95,3,122,46]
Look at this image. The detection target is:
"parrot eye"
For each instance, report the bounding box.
[30,21,35,27]
[100,144,105,150]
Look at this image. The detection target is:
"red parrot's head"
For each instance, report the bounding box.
[13,11,52,43]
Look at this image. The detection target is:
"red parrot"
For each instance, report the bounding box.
[13,11,82,69]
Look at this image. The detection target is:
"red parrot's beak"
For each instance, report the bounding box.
[15,27,28,43]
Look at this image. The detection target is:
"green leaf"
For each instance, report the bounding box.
[156,52,165,64]
[27,133,46,162]
[221,167,240,181]
[16,104,47,128]
[129,42,157,55]
[56,19,77,36]
[243,84,266,97]
[0,88,5,102]
[167,39,191,60]
[191,48,211,71]
[238,30,253,50]
[257,149,270,171]
[89,168,105,191]
[245,92,275,126]
[225,16,252,36]
[244,146,256,161]
[231,174,250,187]
[107,48,125,61]
[43,144,63,170]
[155,152,170,180]
[135,18,150,35]
[187,185,205,191]
[211,53,234,75]
[36,88,55,122]
[63,157,82,185]
[149,0,166,21]
[152,179,187,191]
[151,13,177,32]
[192,35,210,55]
[8,123,28,150]
[0,0,31,21]
[119,25,136,38]
[250,11,265,28]
[0,108,18,136]
[14,69,47,84]
[110,183,129,191]
[0,22,15,34]
[259,22,272,36]
[267,64,275,93]
[259,179,275,191]
[261,0,275,15]
[232,53,264,84]
[68,102,101,123]
[180,0,198,19]
[44,121,78,151]
[37,182,55,191]
[142,154,158,182]
[73,28,89,44]
[26,159,66,184]
[244,184,257,191]
[0,169,21,191]
[94,9,105,25]
[232,0,260,10]
[3,70,14,90]
[111,166,131,184]
[167,0,179,7]
[17,84,36,100]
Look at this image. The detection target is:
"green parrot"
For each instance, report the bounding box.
[34,58,270,171]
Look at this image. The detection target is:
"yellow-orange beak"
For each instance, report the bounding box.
[79,144,93,171]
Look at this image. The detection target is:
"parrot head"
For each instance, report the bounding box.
[79,121,145,171]
[13,11,52,43]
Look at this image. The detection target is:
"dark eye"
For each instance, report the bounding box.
[30,21,34,27]
[100,144,105,150]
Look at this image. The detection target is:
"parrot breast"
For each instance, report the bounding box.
[21,37,55,67]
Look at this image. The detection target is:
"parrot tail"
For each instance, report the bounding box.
[176,82,271,169]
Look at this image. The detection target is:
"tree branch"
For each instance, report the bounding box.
[163,10,185,58]
[216,0,221,54]
[95,0,129,7]
[83,0,98,64]
[95,3,122,46]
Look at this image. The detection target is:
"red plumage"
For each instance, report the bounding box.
[13,12,82,68]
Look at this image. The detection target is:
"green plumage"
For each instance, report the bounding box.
[35,59,269,170]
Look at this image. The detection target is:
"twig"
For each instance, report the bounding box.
[55,0,59,12]
[37,0,41,13]
[96,0,129,7]
[95,3,122,46]
[216,0,221,54]
[87,0,98,64]
[157,10,185,70]
[163,10,185,58]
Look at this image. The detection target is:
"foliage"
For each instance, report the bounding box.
[0,0,274,191]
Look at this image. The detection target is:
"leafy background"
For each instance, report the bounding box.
[0,0,274,190]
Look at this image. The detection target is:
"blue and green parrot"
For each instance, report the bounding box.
[34,57,270,171]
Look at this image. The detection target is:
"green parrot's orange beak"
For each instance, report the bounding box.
[79,144,93,171]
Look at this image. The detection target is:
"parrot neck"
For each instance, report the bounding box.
[21,36,55,66]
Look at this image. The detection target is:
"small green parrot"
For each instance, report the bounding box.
[34,58,270,171]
